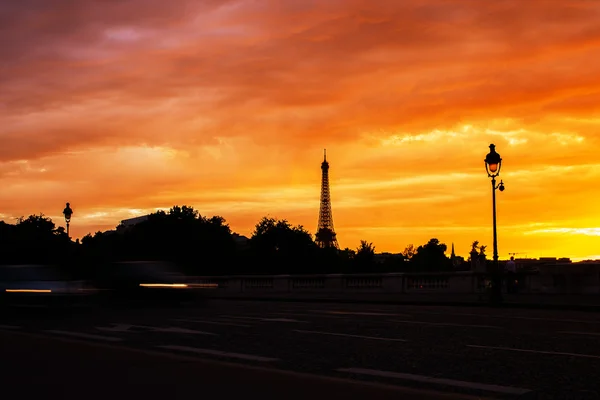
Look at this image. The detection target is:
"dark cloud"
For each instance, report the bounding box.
[2,0,600,160]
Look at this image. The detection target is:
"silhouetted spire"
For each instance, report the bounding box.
[316,149,338,249]
[321,148,329,170]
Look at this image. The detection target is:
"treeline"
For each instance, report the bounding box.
[0,205,466,275]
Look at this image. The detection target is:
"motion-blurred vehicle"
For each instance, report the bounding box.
[0,264,97,308]
[92,261,201,307]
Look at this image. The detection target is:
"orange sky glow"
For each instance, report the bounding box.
[2,0,600,260]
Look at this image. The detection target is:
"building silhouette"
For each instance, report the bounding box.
[116,215,150,233]
[315,149,339,249]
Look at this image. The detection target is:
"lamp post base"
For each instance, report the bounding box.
[489,274,503,304]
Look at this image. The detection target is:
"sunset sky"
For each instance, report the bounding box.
[2,0,600,260]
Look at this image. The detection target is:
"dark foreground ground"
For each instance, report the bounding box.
[2,299,600,399]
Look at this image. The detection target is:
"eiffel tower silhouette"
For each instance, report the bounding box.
[315,149,339,249]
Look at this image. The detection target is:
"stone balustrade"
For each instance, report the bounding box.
[190,267,600,297]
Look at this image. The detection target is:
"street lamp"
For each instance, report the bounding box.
[63,202,73,238]
[484,144,505,304]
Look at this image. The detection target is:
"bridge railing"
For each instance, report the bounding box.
[191,271,522,295]
[189,269,600,296]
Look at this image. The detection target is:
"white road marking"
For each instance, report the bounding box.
[389,320,500,329]
[97,324,215,335]
[269,312,349,319]
[416,311,600,325]
[219,315,258,320]
[310,310,411,317]
[96,324,135,332]
[45,330,123,342]
[293,330,406,342]
[173,319,251,328]
[262,318,304,322]
[559,331,600,337]
[158,345,278,362]
[136,326,216,335]
[0,324,20,330]
[363,308,410,313]
[337,368,532,396]
[467,345,600,359]
[220,315,307,323]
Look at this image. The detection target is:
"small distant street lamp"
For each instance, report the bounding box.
[484,144,505,304]
[63,202,73,238]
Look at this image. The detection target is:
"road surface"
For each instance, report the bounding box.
[2,299,600,399]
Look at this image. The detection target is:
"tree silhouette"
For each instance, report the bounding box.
[249,217,318,274]
[403,244,417,260]
[315,227,336,248]
[410,238,452,272]
[169,205,198,220]
[1,208,461,276]
[352,240,376,272]
[357,240,375,256]
[124,206,234,272]
[0,214,73,265]
[77,205,235,274]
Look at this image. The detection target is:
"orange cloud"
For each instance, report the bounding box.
[2,0,600,260]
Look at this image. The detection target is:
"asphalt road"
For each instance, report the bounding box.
[0,331,475,400]
[2,299,600,399]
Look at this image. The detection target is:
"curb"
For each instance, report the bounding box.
[207,296,600,312]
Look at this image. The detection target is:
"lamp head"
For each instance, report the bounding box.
[485,144,502,177]
[63,202,73,223]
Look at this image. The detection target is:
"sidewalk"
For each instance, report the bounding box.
[205,292,600,312]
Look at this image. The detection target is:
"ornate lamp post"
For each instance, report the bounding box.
[484,144,505,304]
[63,202,73,239]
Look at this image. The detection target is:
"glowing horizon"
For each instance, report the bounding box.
[2,0,600,260]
